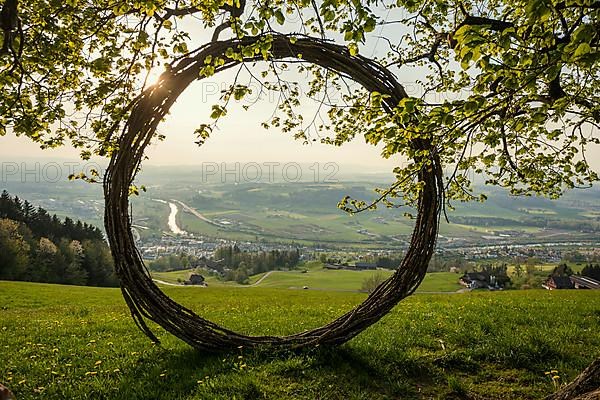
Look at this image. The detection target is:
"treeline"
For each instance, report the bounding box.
[452,216,524,227]
[581,264,600,280]
[547,263,600,280]
[319,254,465,271]
[319,254,404,269]
[148,253,202,272]
[0,191,116,286]
[215,245,300,284]
[0,191,103,241]
[523,217,599,232]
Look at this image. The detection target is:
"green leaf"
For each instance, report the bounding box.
[464,100,479,113]
[573,43,591,58]
[461,51,473,69]
[324,10,335,22]
[575,161,587,174]
[274,10,285,25]
[364,18,376,33]
[210,105,227,119]
[348,43,359,56]
[242,46,254,58]
[399,97,417,113]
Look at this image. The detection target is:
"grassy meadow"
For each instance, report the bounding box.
[1,280,599,399]
[123,181,600,248]
[151,268,464,292]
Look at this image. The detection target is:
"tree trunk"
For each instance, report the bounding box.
[545,358,600,400]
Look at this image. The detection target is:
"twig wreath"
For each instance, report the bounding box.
[103,34,443,352]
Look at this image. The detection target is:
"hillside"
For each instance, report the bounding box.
[1,281,599,399]
[4,169,600,250]
[0,191,115,286]
[142,181,600,248]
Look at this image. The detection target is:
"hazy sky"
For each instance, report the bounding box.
[0,104,400,170]
[0,15,410,173]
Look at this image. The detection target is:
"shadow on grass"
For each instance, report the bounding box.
[112,347,225,400]
[107,329,585,400]
[111,344,448,400]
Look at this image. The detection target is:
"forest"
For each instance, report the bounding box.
[215,245,301,283]
[0,190,116,286]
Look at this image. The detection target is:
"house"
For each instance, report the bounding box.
[196,257,224,274]
[459,272,491,289]
[184,273,206,286]
[542,275,574,290]
[354,262,377,270]
[324,262,378,271]
[570,276,600,290]
[460,268,512,289]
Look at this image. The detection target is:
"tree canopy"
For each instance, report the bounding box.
[0,190,116,286]
[0,0,598,210]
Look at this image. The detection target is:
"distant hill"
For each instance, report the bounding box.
[3,163,599,249]
[0,190,116,286]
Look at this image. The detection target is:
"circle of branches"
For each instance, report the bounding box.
[103,34,443,352]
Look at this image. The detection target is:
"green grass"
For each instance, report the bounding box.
[152,270,228,286]
[246,270,463,292]
[152,269,190,283]
[151,268,463,292]
[1,281,599,399]
[417,272,465,292]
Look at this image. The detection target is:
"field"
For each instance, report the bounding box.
[1,281,599,399]
[162,181,600,248]
[5,170,599,249]
[152,268,464,293]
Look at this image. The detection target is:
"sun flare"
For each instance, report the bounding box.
[144,66,165,87]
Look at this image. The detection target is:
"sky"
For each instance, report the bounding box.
[0,102,400,170]
[0,11,409,175]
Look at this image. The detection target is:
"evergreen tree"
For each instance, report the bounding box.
[81,240,117,287]
[12,196,23,218]
[552,263,574,277]
[63,240,88,285]
[22,200,34,222]
[581,264,600,281]
[0,191,115,286]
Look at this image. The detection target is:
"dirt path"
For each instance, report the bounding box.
[152,279,206,288]
[153,279,182,286]
[248,271,275,287]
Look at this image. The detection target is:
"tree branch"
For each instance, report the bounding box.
[211,0,246,41]
[458,15,513,32]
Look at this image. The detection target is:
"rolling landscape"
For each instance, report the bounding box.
[4,164,600,252]
[2,0,600,399]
